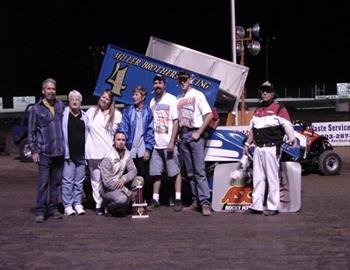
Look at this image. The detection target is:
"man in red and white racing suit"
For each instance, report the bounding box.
[244,81,296,216]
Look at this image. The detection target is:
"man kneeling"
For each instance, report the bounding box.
[99,130,143,217]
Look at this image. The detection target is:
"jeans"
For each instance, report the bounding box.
[179,131,210,206]
[36,154,64,215]
[62,157,86,208]
[133,157,151,202]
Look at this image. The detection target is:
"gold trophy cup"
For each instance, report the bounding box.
[132,177,149,219]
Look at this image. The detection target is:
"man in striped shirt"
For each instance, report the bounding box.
[244,81,296,216]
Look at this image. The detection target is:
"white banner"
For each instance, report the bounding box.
[13,96,35,110]
[146,37,249,101]
[311,121,350,146]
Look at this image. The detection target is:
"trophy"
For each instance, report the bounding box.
[132,177,149,219]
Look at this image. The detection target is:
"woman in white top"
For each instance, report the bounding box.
[85,91,122,215]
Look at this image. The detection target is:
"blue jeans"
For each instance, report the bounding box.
[62,157,86,208]
[36,155,64,215]
[179,131,210,206]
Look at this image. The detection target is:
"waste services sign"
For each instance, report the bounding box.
[94,44,221,106]
[312,121,350,146]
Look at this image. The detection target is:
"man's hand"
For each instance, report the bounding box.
[143,150,150,161]
[290,138,297,148]
[32,153,40,163]
[167,142,175,153]
[243,145,250,155]
[115,178,125,189]
[191,130,201,141]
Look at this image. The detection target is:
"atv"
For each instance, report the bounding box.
[292,120,342,175]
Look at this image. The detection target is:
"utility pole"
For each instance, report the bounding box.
[265,37,275,81]
[89,46,105,81]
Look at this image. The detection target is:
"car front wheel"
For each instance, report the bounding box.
[19,138,32,162]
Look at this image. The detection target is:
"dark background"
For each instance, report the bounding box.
[1,1,349,105]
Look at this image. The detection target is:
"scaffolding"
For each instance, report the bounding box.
[313,83,326,97]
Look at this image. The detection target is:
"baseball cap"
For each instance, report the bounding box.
[177,70,191,80]
[259,81,275,92]
[153,74,166,83]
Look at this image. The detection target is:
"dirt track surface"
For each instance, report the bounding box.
[0,143,350,270]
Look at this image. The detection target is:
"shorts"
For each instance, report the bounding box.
[149,147,180,177]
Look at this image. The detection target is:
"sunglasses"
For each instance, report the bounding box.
[178,77,189,82]
[260,90,273,94]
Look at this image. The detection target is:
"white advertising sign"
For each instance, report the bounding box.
[13,96,35,110]
[312,121,350,146]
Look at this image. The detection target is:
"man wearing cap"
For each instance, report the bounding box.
[244,81,296,216]
[148,74,183,212]
[176,70,213,216]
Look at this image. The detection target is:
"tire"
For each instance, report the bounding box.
[318,150,342,175]
[19,138,33,162]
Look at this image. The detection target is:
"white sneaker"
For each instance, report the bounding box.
[64,206,76,216]
[169,197,175,207]
[74,204,85,215]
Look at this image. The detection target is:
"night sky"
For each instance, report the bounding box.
[1,1,349,104]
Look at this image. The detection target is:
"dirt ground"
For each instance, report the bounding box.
[0,134,350,270]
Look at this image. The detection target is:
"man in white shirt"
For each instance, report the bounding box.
[148,74,182,212]
[176,70,213,216]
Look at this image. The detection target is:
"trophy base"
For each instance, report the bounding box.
[131,202,149,219]
[132,214,149,219]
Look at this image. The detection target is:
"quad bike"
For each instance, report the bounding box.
[292,120,342,175]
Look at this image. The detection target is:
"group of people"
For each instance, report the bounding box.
[28,73,296,223]
[29,70,215,223]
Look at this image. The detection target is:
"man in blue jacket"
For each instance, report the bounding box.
[28,78,65,223]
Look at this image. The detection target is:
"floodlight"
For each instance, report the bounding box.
[251,23,260,37]
[236,41,244,56]
[236,26,245,39]
[247,40,261,55]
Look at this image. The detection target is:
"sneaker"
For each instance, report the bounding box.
[148,199,160,211]
[174,199,183,212]
[183,202,200,212]
[50,210,63,219]
[243,208,263,215]
[202,205,211,216]
[108,202,128,217]
[95,208,104,216]
[168,196,175,207]
[64,206,76,216]
[263,209,279,216]
[74,204,85,215]
[35,215,45,223]
[104,211,112,218]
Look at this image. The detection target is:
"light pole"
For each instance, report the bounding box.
[264,37,275,81]
[89,46,105,81]
[236,23,261,124]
